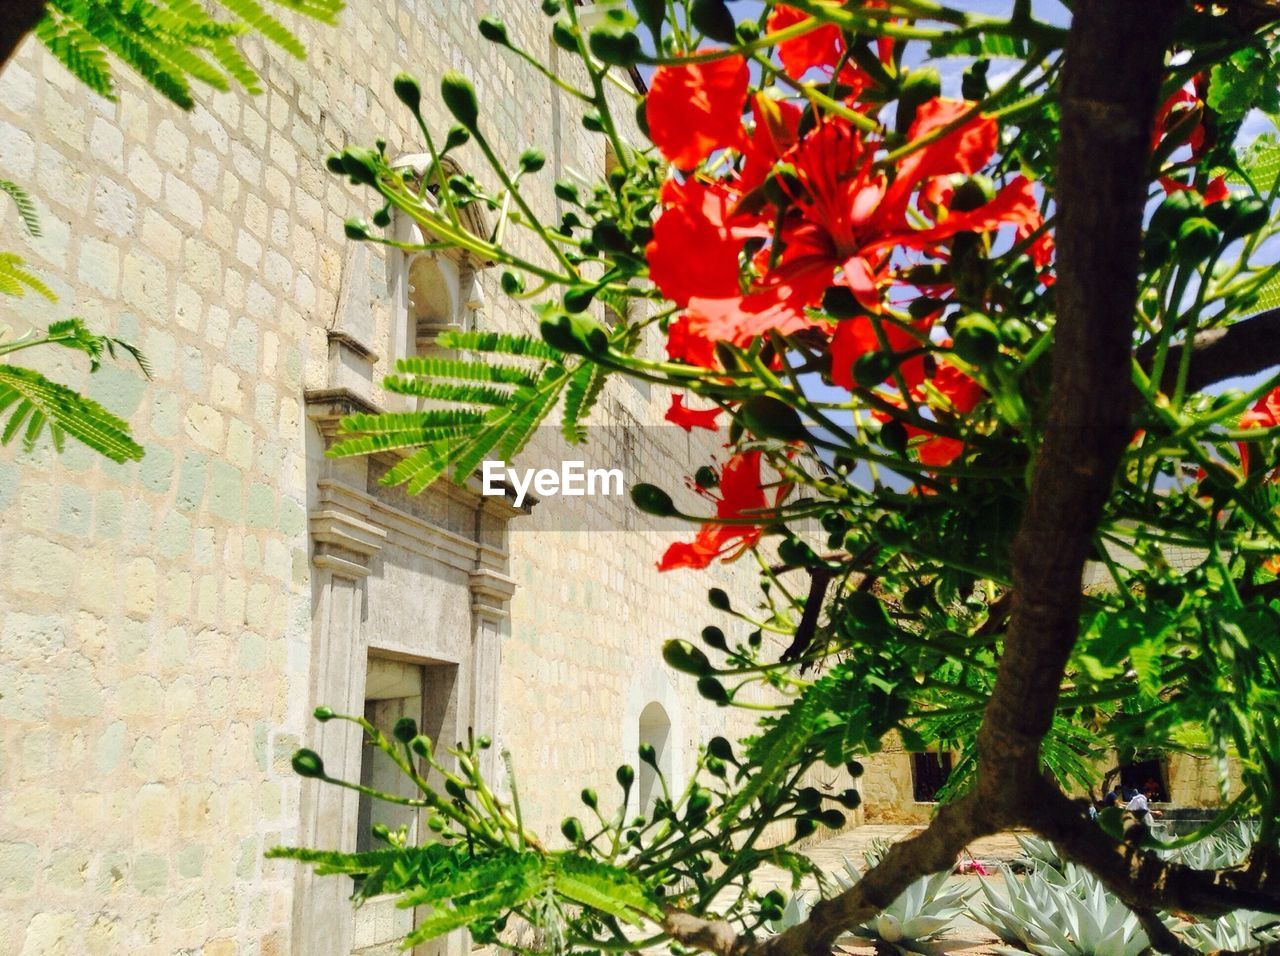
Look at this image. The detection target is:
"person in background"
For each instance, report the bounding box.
[1127,786,1163,828]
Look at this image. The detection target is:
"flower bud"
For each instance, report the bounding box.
[291,748,325,779]
[740,395,808,442]
[1175,216,1221,262]
[662,639,712,675]
[313,706,335,722]
[853,350,895,389]
[708,588,730,611]
[707,736,735,762]
[440,71,479,130]
[952,314,1000,365]
[442,124,470,152]
[393,717,417,743]
[616,764,635,789]
[393,73,422,113]
[518,148,546,173]
[634,0,664,35]
[539,309,608,355]
[589,28,642,67]
[638,743,658,766]
[631,483,676,517]
[560,816,584,842]
[691,0,736,43]
[701,625,727,650]
[478,16,510,45]
[581,787,598,809]
[696,675,729,705]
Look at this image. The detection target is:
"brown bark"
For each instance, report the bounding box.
[1139,308,1280,394]
[0,0,45,74]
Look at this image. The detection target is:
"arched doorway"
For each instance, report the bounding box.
[638,702,672,817]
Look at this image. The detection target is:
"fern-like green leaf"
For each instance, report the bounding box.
[0,364,142,462]
[392,355,543,388]
[562,361,607,445]
[0,181,41,238]
[437,329,564,362]
[0,254,56,301]
[36,10,115,98]
[551,854,661,925]
[216,0,307,58]
[381,378,514,407]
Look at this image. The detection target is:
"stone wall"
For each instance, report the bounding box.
[0,3,798,953]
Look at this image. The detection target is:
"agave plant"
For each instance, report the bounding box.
[970,863,1162,956]
[1179,909,1280,952]
[1016,834,1067,873]
[834,856,972,956]
[1159,819,1259,870]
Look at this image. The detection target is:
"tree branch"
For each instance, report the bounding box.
[1138,308,1280,394]
[0,0,44,73]
[975,0,1181,794]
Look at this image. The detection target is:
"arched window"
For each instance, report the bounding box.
[387,154,493,370]
[638,701,672,817]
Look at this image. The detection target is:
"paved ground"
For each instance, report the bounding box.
[749,825,1029,954]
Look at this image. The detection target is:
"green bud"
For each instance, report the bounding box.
[518,148,546,174]
[846,760,865,777]
[552,20,577,52]
[631,483,676,517]
[291,748,325,779]
[444,778,466,800]
[794,817,817,840]
[541,0,561,13]
[818,809,846,829]
[371,822,391,842]
[340,147,380,186]
[949,175,996,213]
[440,71,479,130]
[427,815,446,832]
[999,318,1032,349]
[696,675,729,705]
[1175,216,1221,262]
[740,395,808,442]
[952,314,1000,365]
[778,536,817,567]
[822,285,865,319]
[795,787,821,810]
[691,0,736,43]
[1148,189,1202,244]
[1221,195,1269,241]
[500,271,525,296]
[639,742,658,766]
[344,219,372,241]
[313,706,335,722]
[478,16,510,45]
[693,465,718,489]
[616,764,635,789]
[853,350,896,389]
[581,788,598,809]
[554,180,580,204]
[442,124,470,152]
[880,420,908,456]
[410,735,432,758]
[836,788,862,809]
[582,111,605,133]
[539,309,608,355]
[477,735,492,749]
[707,736,735,762]
[708,588,731,611]
[393,73,422,113]
[589,28,642,67]
[896,67,942,134]
[393,717,417,743]
[325,154,346,175]
[560,816,584,842]
[563,284,597,313]
[701,626,727,650]
[706,755,727,777]
[736,20,760,44]
[634,0,664,35]
[662,639,712,676]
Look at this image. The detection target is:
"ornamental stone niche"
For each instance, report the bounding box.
[298,159,515,955]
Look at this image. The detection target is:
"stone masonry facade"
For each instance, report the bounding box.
[0,3,872,954]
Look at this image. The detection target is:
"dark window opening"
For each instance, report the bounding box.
[911,751,952,803]
[1118,757,1169,803]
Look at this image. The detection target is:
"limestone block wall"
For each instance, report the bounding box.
[0,2,783,953]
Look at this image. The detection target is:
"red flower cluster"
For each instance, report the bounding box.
[1239,386,1280,475]
[658,451,789,570]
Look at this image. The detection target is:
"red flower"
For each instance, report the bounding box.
[647,177,769,308]
[829,314,932,391]
[646,54,750,169]
[1239,386,1280,474]
[658,451,787,570]
[666,394,722,432]
[764,3,882,95]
